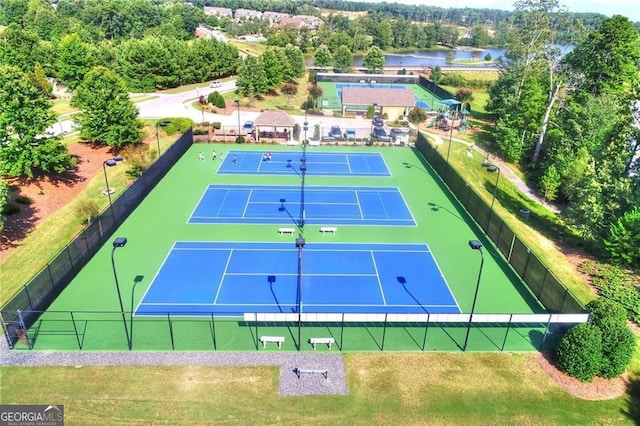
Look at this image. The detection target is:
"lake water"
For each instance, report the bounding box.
[353,48,507,68]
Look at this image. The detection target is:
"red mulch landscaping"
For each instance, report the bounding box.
[0,143,114,260]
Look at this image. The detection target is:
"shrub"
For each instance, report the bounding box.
[586,298,628,330]
[207,91,226,109]
[74,198,99,225]
[586,298,636,378]
[235,136,245,144]
[603,206,640,267]
[581,261,640,323]
[15,195,32,204]
[554,323,602,382]
[2,203,19,215]
[162,118,193,135]
[293,123,301,141]
[407,107,427,124]
[598,324,635,378]
[212,122,221,130]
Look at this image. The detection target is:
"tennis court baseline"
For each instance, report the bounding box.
[134,242,460,316]
[218,151,391,176]
[188,185,416,226]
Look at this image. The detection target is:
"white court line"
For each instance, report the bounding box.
[345,154,353,174]
[370,250,387,305]
[354,190,365,219]
[133,241,179,316]
[213,250,234,304]
[172,246,431,254]
[186,186,212,224]
[430,252,462,313]
[241,189,253,218]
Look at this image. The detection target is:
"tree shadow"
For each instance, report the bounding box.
[623,374,640,423]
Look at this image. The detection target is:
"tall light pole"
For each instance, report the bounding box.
[102,156,123,222]
[111,237,131,350]
[295,237,305,350]
[464,240,484,351]
[446,115,454,163]
[303,109,308,146]
[155,120,170,161]
[486,165,501,231]
[234,99,241,138]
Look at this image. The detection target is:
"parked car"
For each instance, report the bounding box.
[371,127,390,141]
[328,125,342,138]
[210,80,222,88]
[372,116,384,127]
[242,121,255,133]
[344,129,356,139]
[390,128,410,145]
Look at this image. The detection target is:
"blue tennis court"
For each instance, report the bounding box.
[188,185,415,226]
[134,242,460,316]
[218,151,391,176]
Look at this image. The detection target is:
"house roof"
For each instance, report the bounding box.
[254,110,296,127]
[342,88,415,107]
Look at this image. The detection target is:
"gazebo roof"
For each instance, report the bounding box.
[254,110,296,127]
[341,88,415,107]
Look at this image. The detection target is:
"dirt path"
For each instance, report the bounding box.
[423,128,560,213]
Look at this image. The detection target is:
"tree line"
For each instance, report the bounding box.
[487,2,640,270]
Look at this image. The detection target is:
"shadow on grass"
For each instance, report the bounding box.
[623,375,640,423]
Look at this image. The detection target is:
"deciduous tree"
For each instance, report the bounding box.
[72,66,143,148]
[0,65,75,177]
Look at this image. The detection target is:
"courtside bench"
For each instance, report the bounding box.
[295,368,328,379]
[278,228,295,235]
[320,227,337,234]
[259,336,284,349]
[309,337,335,350]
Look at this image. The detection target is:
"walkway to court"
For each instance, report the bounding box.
[0,342,348,396]
[423,128,560,214]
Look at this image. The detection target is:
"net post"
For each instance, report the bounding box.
[381,313,388,351]
[340,313,345,351]
[254,315,259,351]
[501,314,513,351]
[210,313,216,350]
[167,313,175,350]
[70,311,82,350]
[422,314,430,351]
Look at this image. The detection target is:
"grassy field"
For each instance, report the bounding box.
[1,353,636,424]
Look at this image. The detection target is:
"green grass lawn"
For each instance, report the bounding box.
[1,353,636,424]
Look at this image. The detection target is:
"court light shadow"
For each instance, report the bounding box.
[267,275,283,313]
[427,201,465,222]
[279,199,303,233]
[402,162,431,176]
[397,276,430,314]
[129,275,145,348]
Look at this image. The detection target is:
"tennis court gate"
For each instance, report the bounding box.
[1,130,194,350]
[244,312,590,351]
[415,134,584,315]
